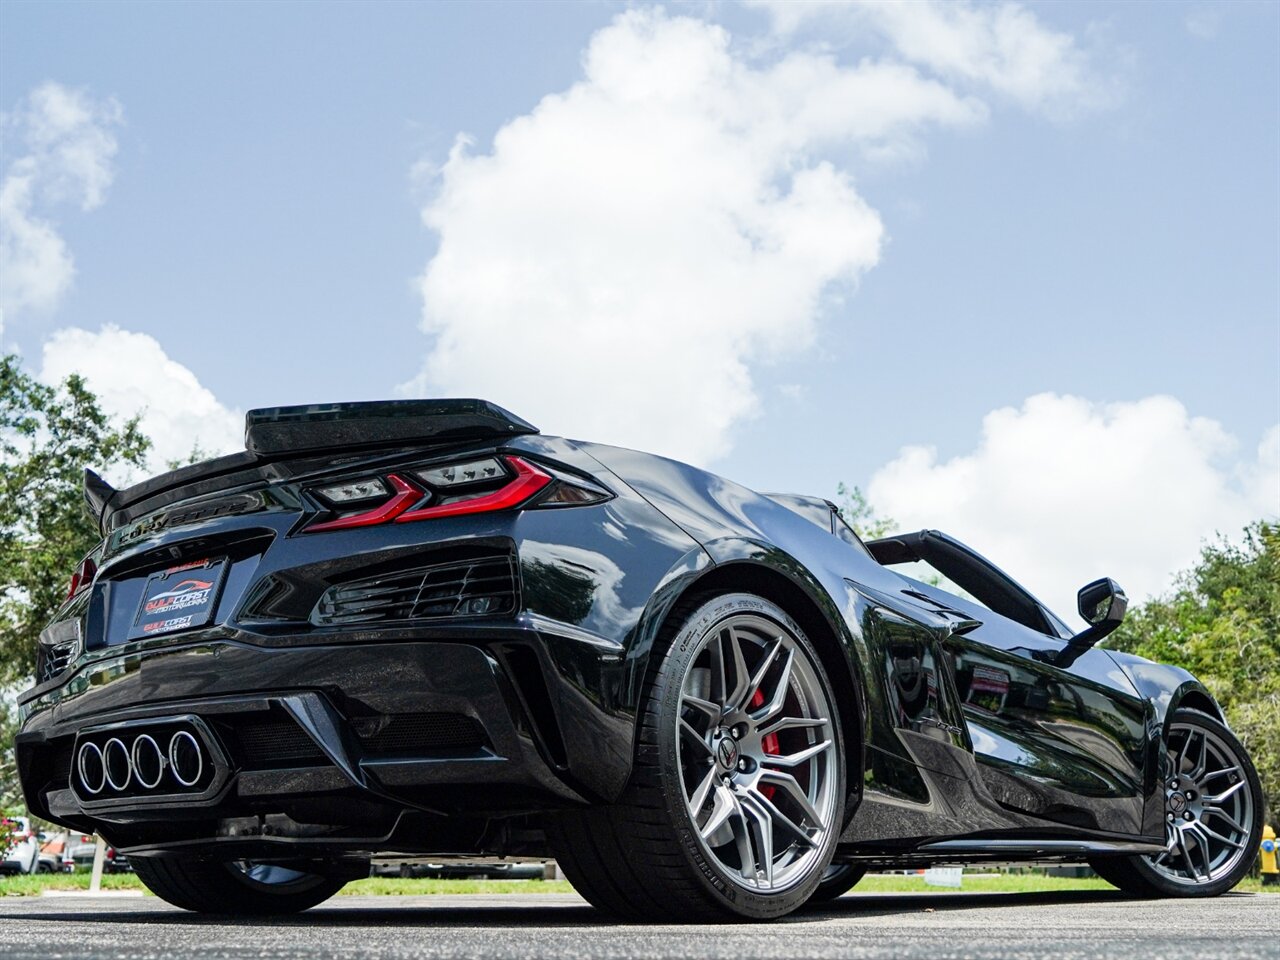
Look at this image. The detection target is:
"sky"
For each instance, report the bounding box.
[1,0,1277,621]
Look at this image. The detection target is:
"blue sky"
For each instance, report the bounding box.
[2,1,1277,615]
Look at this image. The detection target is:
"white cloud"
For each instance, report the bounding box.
[0,83,123,340]
[867,393,1280,623]
[1184,7,1222,41]
[406,8,1002,464]
[752,0,1109,116]
[407,5,1113,465]
[39,325,242,482]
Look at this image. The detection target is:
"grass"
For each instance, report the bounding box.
[2,870,1274,898]
[0,873,144,896]
[344,877,576,896]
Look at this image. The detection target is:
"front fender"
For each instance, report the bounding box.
[1105,650,1225,730]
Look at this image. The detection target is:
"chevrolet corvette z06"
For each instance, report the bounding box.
[15,399,1262,920]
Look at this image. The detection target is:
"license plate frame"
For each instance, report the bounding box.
[128,558,229,641]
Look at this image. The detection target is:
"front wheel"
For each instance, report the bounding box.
[550,592,847,922]
[1089,708,1262,898]
[808,862,866,902]
[132,857,347,914]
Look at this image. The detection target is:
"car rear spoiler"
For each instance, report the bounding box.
[84,399,538,534]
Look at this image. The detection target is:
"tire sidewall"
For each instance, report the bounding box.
[131,855,346,914]
[811,862,866,902]
[652,592,846,919]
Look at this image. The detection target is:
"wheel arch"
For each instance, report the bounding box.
[1168,684,1226,726]
[648,545,868,821]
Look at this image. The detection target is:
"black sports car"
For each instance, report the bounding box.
[15,400,1263,920]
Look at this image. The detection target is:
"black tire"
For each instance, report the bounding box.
[808,863,866,902]
[1088,708,1263,898]
[549,592,847,922]
[132,857,347,914]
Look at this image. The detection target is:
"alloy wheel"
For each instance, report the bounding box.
[1145,720,1255,886]
[676,613,838,893]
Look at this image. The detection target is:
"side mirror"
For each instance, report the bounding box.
[1054,578,1127,668]
[1077,577,1128,627]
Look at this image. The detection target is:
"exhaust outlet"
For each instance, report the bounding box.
[72,716,221,803]
[131,734,166,789]
[168,730,204,787]
[103,737,132,791]
[76,741,106,795]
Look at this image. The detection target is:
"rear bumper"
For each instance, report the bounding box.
[16,623,634,854]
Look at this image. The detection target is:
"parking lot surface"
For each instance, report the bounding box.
[0,890,1272,959]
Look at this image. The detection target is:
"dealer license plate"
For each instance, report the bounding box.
[127,558,229,641]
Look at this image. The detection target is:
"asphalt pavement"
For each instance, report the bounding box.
[0,889,1273,959]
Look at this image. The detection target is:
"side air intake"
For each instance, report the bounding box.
[312,553,518,626]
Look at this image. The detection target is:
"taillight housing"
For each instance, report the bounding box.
[303,455,610,533]
[66,556,97,601]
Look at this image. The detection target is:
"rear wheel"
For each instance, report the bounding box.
[550,592,846,922]
[1089,708,1262,898]
[132,857,347,914]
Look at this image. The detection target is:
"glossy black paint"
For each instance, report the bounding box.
[15,408,1222,870]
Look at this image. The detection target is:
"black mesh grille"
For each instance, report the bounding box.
[232,718,329,769]
[361,713,485,755]
[312,553,518,626]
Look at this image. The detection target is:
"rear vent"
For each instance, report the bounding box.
[497,644,567,770]
[359,713,485,756]
[312,553,518,626]
[228,715,329,770]
[50,740,75,785]
[37,639,80,683]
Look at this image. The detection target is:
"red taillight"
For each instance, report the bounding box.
[306,474,423,533]
[67,557,97,601]
[396,457,551,523]
[304,456,553,533]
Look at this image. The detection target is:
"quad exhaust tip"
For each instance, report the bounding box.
[76,729,206,796]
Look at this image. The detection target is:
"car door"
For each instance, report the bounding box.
[867,531,1153,838]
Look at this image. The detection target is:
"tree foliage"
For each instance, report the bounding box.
[1106,522,1280,821]
[0,354,150,685]
[835,482,897,540]
[0,355,150,806]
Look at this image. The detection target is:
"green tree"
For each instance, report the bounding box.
[1106,522,1280,820]
[0,355,150,805]
[835,482,897,540]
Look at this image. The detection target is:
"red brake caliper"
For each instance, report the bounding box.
[751,688,779,800]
